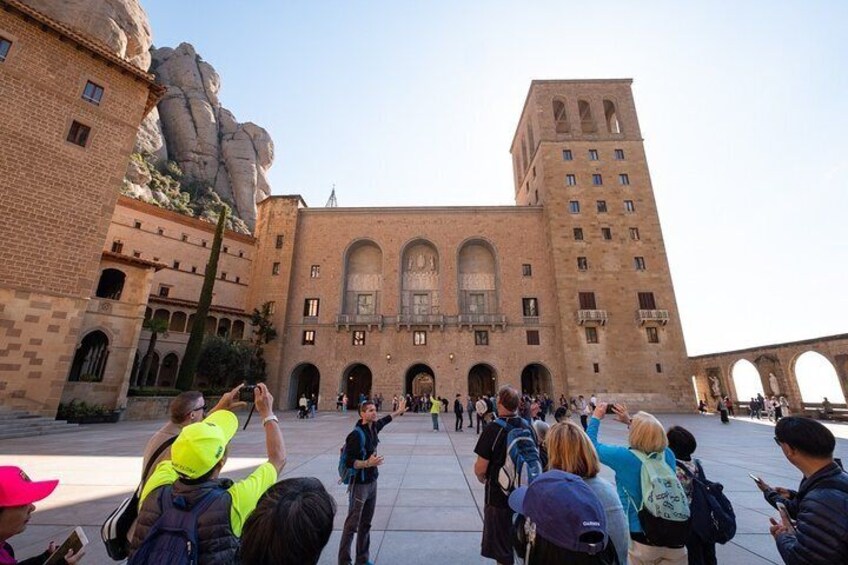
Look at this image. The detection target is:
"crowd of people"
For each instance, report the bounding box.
[2,384,846,564]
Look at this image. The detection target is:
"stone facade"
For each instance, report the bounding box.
[0,0,160,415]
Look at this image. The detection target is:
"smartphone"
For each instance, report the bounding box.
[776,502,796,534]
[605,404,617,415]
[748,473,762,483]
[44,526,88,565]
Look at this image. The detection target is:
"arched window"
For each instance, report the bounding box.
[205,316,217,335]
[217,318,231,338]
[169,311,187,333]
[604,99,621,134]
[401,240,439,320]
[231,320,245,340]
[158,353,179,387]
[526,123,535,154]
[343,240,383,319]
[95,269,126,300]
[795,351,845,403]
[187,314,196,333]
[578,100,596,133]
[68,331,109,382]
[153,309,170,326]
[552,98,569,133]
[458,240,498,316]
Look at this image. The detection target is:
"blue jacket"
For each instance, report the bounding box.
[764,462,848,564]
[587,416,677,533]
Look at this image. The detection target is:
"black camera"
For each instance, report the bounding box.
[239,384,257,402]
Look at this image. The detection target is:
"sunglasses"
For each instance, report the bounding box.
[192,404,207,413]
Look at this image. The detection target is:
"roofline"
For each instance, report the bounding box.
[509,78,634,151]
[299,205,544,215]
[689,332,848,360]
[257,194,308,208]
[1,0,164,115]
[101,251,165,271]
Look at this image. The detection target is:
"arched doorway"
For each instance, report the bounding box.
[405,363,435,397]
[731,359,764,401]
[520,363,552,396]
[142,352,160,387]
[158,353,179,387]
[289,363,321,409]
[345,364,373,409]
[68,330,110,382]
[468,364,496,398]
[795,351,845,403]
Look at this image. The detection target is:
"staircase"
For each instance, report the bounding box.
[0,405,79,440]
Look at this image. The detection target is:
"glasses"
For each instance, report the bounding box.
[773,437,782,446]
[193,404,207,413]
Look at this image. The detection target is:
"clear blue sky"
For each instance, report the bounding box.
[144,0,847,356]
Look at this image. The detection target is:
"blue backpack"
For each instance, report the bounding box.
[337,427,367,485]
[494,418,543,495]
[677,460,736,544]
[128,486,225,565]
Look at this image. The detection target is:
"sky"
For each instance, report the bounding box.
[143,0,847,356]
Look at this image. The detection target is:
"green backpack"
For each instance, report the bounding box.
[629,450,691,547]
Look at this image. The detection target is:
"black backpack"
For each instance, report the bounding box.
[677,460,736,544]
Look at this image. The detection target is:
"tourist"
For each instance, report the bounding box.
[667,426,717,565]
[717,398,729,424]
[533,420,550,469]
[756,393,766,419]
[820,397,833,420]
[755,417,848,564]
[310,393,318,417]
[337,393,344,411]
[476,395,488,434]
[779,396,790,417]
[724,396,734,417]
[342,394,348,412]
[748,398,758,419]
[546,421,629,565]
[588,402,688,565]
[130,383,285,562]
[392,395,399,412]
[466,395,475,428]
[473,385,532,565]
[299,394,309,418]
[338,397,407,565]
[0,467,84,564]
[697,399,707,414]
[429,394,440,431]
[577,395,589,430]
[509,470,618,564]
[554,406,568,423]
[454,393,465,432]
[240,477,336,565]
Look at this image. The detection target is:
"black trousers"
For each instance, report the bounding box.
[467,411,474,427]
[580,414,588,430]
[455,412,464,431]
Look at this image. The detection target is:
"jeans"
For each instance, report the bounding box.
[338,481,378,565]
[476,413,485,434]
[455,412,463,431]
[431,413,439,430]
[467,411,474,427]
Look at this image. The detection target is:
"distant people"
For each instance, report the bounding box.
[533,420,550,469]
[577,395,589,430]
[310,393,318,417]
[749,398,758,419]
[338,398,407,565]
[299,394,309,419]
[429,394,441,431]
[779,396,790,417]
[337,393,343,411]
[698,399,707,414]
[554,406,568,423]
[717,398,729,424]
[0,466,84,564]
[546,421,629,565]
[755,417,848,564]
[588,403,689,564]
[756,393,765,419]
[667,426,718,565]
[239,477,336,565]
[820,397,834,420]
[466,395,475,429]
[342,394,348,412]
[454,394,465,432]
[130,383,286,562]
[724,396,735,417]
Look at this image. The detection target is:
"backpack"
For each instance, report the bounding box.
[127,486,225,565]
[677,460,736,544]
[337,427,367,485]
[494,418,543,495]
[629,450,691,547]
[101,436,177,560]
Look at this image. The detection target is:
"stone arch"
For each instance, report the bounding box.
[468,363,497,398]
[405,363,435,397]
[289,363,321,409]
[457,238,499,316]
[552,97,569,133]
[157,352,179,387]
[343,363,373,409]
[231,319,245,340]
[169,311,187,333]
[603,99,621,134]
[731,359,764,401]
[400,238,440,318]
[95,268,126,300]
[217,318,231,337]
[342,239,383,317]
[791,351,845,403]
[153,308,170,325]
[578,100,596,133]
[520,363,552,396]
[204,316,216,335]
[68,330,110,382]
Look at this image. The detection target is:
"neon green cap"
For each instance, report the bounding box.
[171,410,238,479]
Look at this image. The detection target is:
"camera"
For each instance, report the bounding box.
[239,384,257,402]
[605,403,617,415]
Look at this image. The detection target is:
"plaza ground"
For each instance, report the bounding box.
[2,410,847,564]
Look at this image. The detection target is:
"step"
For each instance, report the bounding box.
[0,426,79,441]
[0,418,75,431]
[0,412,43,421]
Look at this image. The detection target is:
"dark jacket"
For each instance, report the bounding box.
[764,462,848,564]
[343,415,392,484]
[132,478,237,564]
[454,399,464,414]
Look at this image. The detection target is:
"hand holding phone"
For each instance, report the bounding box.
[776,502,796,534]
[44,526,88,565]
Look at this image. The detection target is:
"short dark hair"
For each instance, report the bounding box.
[239,477,336,565]
[359,401,375,414]
[554,407,568,422]
[775,417,835,458]
[169,391,203,423]
[498,385,520,412]
[666,426,697,461]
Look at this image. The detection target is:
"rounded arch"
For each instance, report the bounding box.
[342,238,384,316]
[204,316,217,335]
[343,363,373,409]
[158,352,179,387]
[95,268,126,300]
[405,363,435,397]
[468,363,497,398]
[153,308,170,325]
[578,99,596,134]
[231,319,245,340]
[217,318,232,337]
[603,99,621,134]
[400,238,440,317]
[552,97,569,133]
[731,359,764,401]
[792,351,845,403]
[68,330,110,382]
[520,363,552,396]
[169,311,187,333]
[289,363,321,409]
[457,237,500,315]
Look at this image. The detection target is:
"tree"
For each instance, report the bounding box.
[247,302,278,383]
[196,335,251,388]
[138,317,169,386]
[176,205,228,390]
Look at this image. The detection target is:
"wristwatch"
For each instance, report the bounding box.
[262,414,279,425]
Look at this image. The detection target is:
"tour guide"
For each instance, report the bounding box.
[338,397,407,565]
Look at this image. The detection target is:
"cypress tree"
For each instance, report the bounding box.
[176,205,228,390]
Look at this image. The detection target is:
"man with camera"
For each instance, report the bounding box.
[130,383,286,562]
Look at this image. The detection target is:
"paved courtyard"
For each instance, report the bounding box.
[2,410,847,564]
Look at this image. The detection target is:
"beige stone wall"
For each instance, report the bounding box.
[0,7,156,415]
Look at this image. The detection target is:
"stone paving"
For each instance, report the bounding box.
[2,410,847,564]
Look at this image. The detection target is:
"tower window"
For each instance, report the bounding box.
[0,37,12,62]
[592,174,603,186]
[647,327,660,343]
[577,257,588,271]
[522,264,532,277]
[562,149,573,161]
[82,81,104,105]
[569,201,580,214]
[522,298,539,317]
[573,228,584,241]
[276,235,284,249]
[158,285,171,298]
[272,262,281,275]
[526,330,540,345]
[133,220,142,229]
[181,234,188,242]
[614,149,625,160]
[629,227,640,240]
[413,331,427,346]
[111,241,123,254]
[353,331,366,346]
[66,121,91,147]
[578,292,597,310]
[593,363,600,373]
[601,227,612,240]
[596,200,607,213]
[638,292,657,310]
[302,330,315,345]
[619,174,630,186]
[588,149,599,161]
[173,261,180,270]
[310,265,320,278]
[303,298,320,317]
[634,256,646,271]
[475,330,489,346]
[656,363,663,373]
[553,99,570,133]
[624,200,636,213]
[585,327,599,344]
[566,174,577,186]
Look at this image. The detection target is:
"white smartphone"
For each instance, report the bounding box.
[776,502,796,534]
[44,526,88,565]
[748,473,762,483]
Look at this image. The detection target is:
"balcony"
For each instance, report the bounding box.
[458,313,508,330]
[336,314,383,331]
[578,310,608,326]
[396,314,445,330]
[637,309,669,325]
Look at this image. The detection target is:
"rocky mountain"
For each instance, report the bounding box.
[21,0,274,233]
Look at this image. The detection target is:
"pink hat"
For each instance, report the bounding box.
[0,466,58,507]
